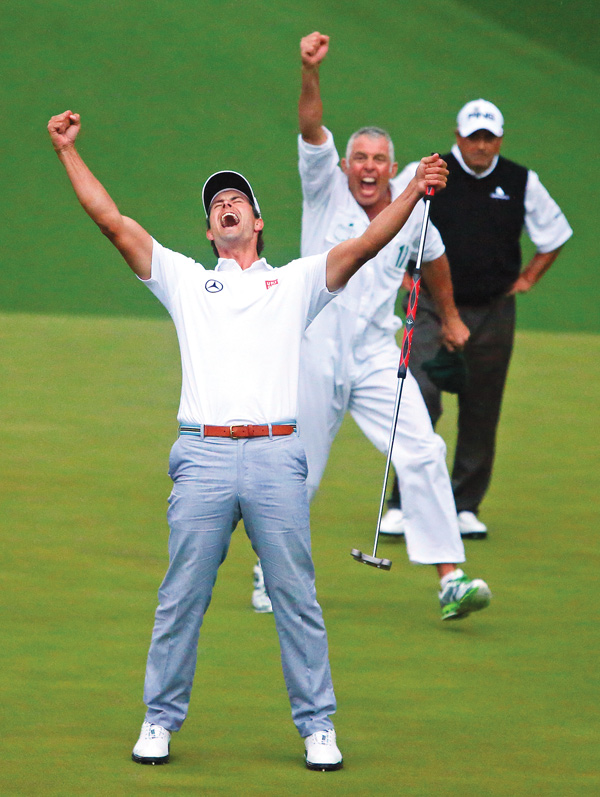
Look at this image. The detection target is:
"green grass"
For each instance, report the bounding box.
[2,1,599,792]
[2,312,598,795]
[1,0,599,330]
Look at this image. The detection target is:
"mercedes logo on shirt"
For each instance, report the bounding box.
[205,279,224,293]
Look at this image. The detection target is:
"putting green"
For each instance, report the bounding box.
[2,312,598,795]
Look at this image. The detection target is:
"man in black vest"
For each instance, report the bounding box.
[381,99,572,539]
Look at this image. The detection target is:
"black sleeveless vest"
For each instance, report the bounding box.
[430,153,528,304]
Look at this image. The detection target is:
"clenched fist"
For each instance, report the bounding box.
[300,32,329,69]
[48,110,81,152]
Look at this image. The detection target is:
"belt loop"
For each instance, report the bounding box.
[268,423,273,440]
[200,424,205,440]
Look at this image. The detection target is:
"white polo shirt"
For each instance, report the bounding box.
[142,239,336,426]
[299,128,445,349]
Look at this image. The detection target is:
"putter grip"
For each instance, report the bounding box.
[397,273,421,379]
[397,180,434,378]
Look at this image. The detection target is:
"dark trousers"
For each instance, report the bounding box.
[390,290,515,514]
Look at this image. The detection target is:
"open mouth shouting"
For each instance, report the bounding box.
[221,211,240,228]
[361,176,376,189]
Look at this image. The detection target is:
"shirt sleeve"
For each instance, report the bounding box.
[298,127,340,209]
[286,252,341,329]
[524,170,573,253]
[138,238,200,313]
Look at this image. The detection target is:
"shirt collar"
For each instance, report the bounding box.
[215,257,272,273]
[452,144,499,179]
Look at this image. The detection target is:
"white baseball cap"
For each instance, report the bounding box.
[457,99,504,137]
[202,170,261,217]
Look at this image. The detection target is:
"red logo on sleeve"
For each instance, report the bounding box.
[265,279,279,290]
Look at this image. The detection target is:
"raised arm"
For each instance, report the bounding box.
[326,155,448,292]
[299,32,330,145]
[47,111,153,280]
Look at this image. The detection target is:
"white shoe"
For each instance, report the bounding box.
[457,511,488,539]
[132,721,171,765]
[304,729,343,771]
[379,508,405,536]
[251,560,273,613]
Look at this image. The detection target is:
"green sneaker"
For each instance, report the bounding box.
[439,569,491,621]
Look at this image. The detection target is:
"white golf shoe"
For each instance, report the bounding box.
[132,721,171,765]
[457,511,488,539]
[379,508,405,536]
[251,560,273,613]
[304,729,343,771]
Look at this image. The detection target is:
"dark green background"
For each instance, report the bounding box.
[2,0,598,328]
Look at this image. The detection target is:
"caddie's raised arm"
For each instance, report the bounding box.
[47,111,153,280]
[299,31,329,145]
[326,155,448,292]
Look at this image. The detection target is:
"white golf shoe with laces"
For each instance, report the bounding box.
[304,729,343,771]
[132,721,171,765]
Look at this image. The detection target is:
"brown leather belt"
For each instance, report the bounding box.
[180,424,296,439]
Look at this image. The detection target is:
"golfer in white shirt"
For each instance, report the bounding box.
[48,107,448,771]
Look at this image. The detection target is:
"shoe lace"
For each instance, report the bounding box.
[313,729,335,746]
[143,723,168,740]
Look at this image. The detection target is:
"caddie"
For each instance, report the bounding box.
[251,31,492,622]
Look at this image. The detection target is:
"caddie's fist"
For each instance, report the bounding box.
[47,110,81,152]
[415,154,448,196]
[301,31,329,68]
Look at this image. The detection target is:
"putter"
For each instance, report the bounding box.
[351,185,435,571]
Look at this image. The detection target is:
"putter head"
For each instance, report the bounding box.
[351,548,392,570]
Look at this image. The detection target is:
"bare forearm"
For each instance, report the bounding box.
[422,255,460,322]
[421,254,470,350]
[299,66,326,144]
[326,180,421,291]
[48,110,152,278]
[508,247,563,295]
[358,181,421,259]
[56,145,123,235]
[522,248,562,285]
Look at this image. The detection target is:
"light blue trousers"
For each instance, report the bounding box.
[143,433,337,737]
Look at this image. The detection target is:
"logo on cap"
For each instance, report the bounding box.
[457,99,504,137]
[468,110,496,122]
[205,279,224,293]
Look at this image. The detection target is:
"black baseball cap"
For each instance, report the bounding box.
[202,170,261,217]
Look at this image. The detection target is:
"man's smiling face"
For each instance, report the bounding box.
[341,134,398,216]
